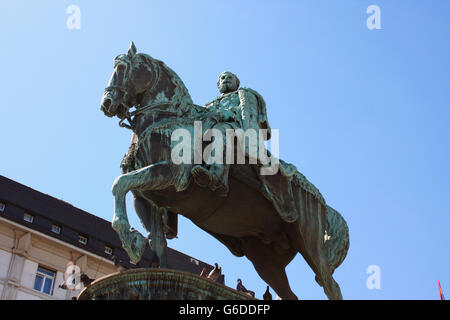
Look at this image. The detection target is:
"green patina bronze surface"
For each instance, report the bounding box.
[78,269,255,300]
[98,42,349,300]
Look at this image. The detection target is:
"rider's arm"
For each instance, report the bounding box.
[238,89,259,132]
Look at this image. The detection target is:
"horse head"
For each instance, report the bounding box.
[100,42,193,130]
[100,42,160,120]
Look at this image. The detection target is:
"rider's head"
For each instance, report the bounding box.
[217,71,240,94]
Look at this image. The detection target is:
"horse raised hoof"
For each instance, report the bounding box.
[113,220,147,264]
[191,165,212,187]
[127,230,147,264]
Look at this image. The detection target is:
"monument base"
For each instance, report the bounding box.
[77,268,256,300]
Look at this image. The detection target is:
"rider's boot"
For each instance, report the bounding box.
[191,164,229,197]
[210,163,229,197]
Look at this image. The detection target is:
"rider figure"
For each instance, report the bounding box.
[191,71,271,196]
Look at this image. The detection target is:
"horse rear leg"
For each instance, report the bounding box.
[241,236,298,300]
[285,222,343,300]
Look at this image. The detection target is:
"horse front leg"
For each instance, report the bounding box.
[149,206,169,268]
[111,161,175,264]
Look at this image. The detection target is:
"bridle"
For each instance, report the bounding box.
[117,102,174,130]
[104,84,134,129]
[104,84,132,96]
[105,59,174,131]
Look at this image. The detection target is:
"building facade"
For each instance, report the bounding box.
[0,175,221,300]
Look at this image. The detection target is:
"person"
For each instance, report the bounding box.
[191,71,271,196]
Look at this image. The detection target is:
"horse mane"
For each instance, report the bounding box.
[138,53,193,105]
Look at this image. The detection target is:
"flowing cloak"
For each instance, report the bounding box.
[236,87,327,224]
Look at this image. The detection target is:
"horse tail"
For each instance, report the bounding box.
[325,205,350,274]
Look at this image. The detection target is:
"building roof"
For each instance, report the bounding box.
[0,175,223,283]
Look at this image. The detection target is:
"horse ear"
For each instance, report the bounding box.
[128,42,137,58]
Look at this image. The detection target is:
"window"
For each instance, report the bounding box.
[190,258,199,266]
[51,224,61,234]
[0,202,5,212]
[78,235,88,245]
[33,266,56,295]
[104,246,113,255]
[23,213,34,223]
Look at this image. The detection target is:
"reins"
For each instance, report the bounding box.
[118,102,178,130]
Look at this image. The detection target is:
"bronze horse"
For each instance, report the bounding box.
[100,43,349,300]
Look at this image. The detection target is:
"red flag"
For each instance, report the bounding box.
[438,280,445,300]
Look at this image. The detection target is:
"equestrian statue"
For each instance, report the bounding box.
[99,43,349,300]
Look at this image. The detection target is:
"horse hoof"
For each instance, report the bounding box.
[191,166,212,187]
[129,231,147,264]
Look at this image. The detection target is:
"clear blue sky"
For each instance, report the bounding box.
[1,0,449,299]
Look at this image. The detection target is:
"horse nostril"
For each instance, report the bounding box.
[103,98,112,109]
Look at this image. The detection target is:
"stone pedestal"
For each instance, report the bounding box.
[77,268,255,300]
